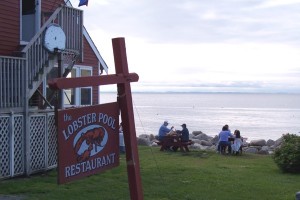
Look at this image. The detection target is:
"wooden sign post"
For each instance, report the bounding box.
[49,38,143,199]
[113,38,144,200]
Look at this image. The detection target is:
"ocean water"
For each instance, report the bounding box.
[100,92,300,141]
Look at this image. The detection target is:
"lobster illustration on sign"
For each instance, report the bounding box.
[74,127,105,162]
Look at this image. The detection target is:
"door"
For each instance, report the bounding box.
[21,0,41,42]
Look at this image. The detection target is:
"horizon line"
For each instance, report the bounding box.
[99,91,300,94]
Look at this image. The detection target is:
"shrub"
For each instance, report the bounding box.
[273,133,300,173]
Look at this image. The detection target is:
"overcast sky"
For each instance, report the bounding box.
[70,0,300,93]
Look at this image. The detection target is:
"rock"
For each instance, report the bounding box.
[151,142,157,146]
[200,140,212,146]
[244,147,258,154]
[137,137,150,146]
[200,145,210,150]
[189,143,210,150]
[242,141,249,147]
[269,145,275,150]
[190,143,201,150]
[149,134,155,141]
[139,134,150,139]
[261,146,269,151]
[268,150,274,154]
[274,137,283,149]
[266,139,275,146]
[250,139,266,146]
[249,145,262,151]
[210,135,219,145]
[193,133,212,141]
[257,149,269,155]
[140,132,284,155]
[209,145,217,151]
[192,131,203,136]
[191,139,201,145]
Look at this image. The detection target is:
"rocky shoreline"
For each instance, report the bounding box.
[136,131,284,155]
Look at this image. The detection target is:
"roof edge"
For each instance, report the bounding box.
[65,0,109,74]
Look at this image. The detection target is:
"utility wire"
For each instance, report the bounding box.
[132,100,173,199]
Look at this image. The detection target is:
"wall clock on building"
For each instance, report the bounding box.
[43,23,66,53]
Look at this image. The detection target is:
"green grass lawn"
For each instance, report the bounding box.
[1,146,300,200]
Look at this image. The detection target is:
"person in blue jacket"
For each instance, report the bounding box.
[218,125,234,153]
[158,120,173,141]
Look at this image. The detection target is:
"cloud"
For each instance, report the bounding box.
[256,0,300,8]
[77,0,300,46]
[71,0,300,93]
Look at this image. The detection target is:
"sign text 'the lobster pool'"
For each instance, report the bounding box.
[62,112,116,140]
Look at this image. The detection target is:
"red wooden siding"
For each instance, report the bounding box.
[0,0,20,56]
[78,37,100,104]
[0,0,101,105]
[42,1,100,105]
[42,0,65,12]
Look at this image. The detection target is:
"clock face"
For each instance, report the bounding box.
[44,24,66,52]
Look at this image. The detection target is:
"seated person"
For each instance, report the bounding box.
[217,125,233,153]
[179,123,189,142]
[158,120,174,141]
[231,130,243,154]
[168,123,189,152]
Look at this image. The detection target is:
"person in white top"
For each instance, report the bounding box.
[119,123,125,153]
[231,130,243,155]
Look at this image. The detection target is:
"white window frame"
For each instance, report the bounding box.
[20,0,41,44]
[76,66,93,106]
[43,65,93,107]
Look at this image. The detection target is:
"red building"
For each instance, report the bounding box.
[0,0,108,178]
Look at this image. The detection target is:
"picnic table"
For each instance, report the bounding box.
[156,135,192,152]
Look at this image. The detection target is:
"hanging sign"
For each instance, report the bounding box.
[57,102,119,184]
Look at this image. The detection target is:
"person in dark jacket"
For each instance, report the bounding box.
[180,123,189,142]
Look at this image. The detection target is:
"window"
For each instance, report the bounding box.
[64,69,76,106]
[79,69,92,105]
[80,88,92,105]
[45,66,93,107]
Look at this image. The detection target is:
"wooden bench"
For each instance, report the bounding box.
[155,136,192,152]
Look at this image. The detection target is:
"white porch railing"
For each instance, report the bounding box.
[22,5,83,98]
[0,56,26,108]
[0,5,82,109]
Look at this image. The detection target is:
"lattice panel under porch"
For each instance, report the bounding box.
[0,116,10,178]
[30,115,46,172]
[13,115,24,175]
[47,113,57,167]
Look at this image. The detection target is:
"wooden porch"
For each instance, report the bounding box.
[0,5,83,111]
[0,5,84,179]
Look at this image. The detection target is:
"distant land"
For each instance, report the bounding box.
[100,90,300,94]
